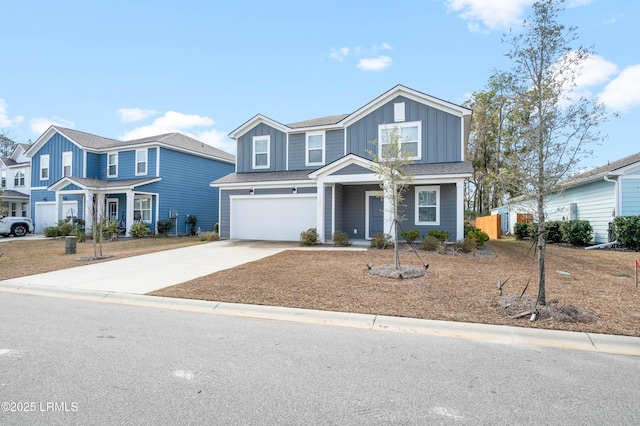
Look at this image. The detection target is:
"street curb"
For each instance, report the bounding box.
[1,282,639,357]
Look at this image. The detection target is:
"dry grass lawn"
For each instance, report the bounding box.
[2,236,639,337]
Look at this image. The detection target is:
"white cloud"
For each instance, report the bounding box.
[117,107,158,123]
[374,42,392,52]
[154,111,214,129]
[444,0,534,32]
[329,47,350,61]
[0,99,25,128]
[30,117,75,135]
[357,55,392,71]
[599,64,640,113]
[566,0,593,7]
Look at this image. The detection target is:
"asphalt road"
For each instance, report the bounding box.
[1,292,639,425]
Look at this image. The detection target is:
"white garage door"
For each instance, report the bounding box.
[231,195,317,241]
[35,201,79,233]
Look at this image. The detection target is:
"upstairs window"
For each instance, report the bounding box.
[378,121,421,160]
[62,151,72,177]
[306,131,325,166]
[136,149,148,175]
[14,170,25,187]
[108,152,118,177]
[252,136,270,169]
[1,170,5,188]
[40,154,50,180]
[415,186,440,226]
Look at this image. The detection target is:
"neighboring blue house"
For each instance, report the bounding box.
[26,126,235,235]
[492,151,640,244]
[0,143,32,218]
[211,85,473,242]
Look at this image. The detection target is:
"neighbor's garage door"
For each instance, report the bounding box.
[35,201,79,233]
[230,195,317,241]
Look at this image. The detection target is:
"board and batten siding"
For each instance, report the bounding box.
[236,123,286,173]
[324,186,333,241]
[288,130,345,171]
[401,184,458,240]
[543,179,615,243]
[30,133,85,186]
[345,95,462,164]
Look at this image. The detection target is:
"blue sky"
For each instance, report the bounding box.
[1,0,638,168]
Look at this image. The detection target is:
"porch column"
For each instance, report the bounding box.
[316,180,325,243]
[456,178,465,240]
[125,190,135,237]
[55,192,64,224]
[83,190,94,234]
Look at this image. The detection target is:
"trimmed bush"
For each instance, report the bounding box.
[560,220,592,246]
[544,220,563,243]
[332,230,351,246]
[466,229,489,246]
[401,229,420,244]
[453,237,477,254]
[370,232,391,249]
[428,229,450,242]
[611,216,640,250]
[130,222,151,238]
[44,226,60,237]
[300,228,319,246]
[57,221,73,237]
[74,230,86,242]
[157,219,175,236]
[514,222,531,240]
[420,235,442,252]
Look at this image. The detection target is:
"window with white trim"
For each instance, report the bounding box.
[108,152,118,177]
[252,135,270,169]
[378,121,421,160]
[14,170,25,187]
[394,102,405,122]
[134,197,151,222]
[62,151,72,177]
[1,170,6,188]
[306,131,325,166]
[136,149,148,175]
[415,186,440,225]
[10,202,17,216]
[40,154,50,180]
[21,202,27,217]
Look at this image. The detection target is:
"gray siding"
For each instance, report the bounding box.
[342,184,380,239]
[334,184,344,235]
[237,123,286,173]
[324,186,332,241]
[346,95,462,164]
[326,130,344,163]
[331,164,374,176]
[400,184,458,240]
[288,129,345,171]
[288,133,305,170]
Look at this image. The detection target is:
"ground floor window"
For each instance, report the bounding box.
[415,186,440,225]
[134,197,151,222]
[21,202,27,217]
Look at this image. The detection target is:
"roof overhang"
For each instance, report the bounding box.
[48,176,161,192]
[228,114,290,140]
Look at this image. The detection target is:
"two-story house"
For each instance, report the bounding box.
[211,85,472,242]
[0,143,32,218]
[27,126,235,235]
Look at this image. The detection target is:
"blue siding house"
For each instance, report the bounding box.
[492,152,640,243]
[211,85,473,242]
[26,126,235,236]
[0,143,32,218]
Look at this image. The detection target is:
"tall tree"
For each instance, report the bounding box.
[502,0,607,308]
[0,132,18,158]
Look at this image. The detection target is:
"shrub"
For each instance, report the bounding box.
[157,219,175,236]
[214,222,219,233]
[514,222,531,240]
[186,215,198,236]
[611,216,640,251]
[100,220,122,240]
[428,229,450,242]
[544,220,563,243]
[560,220,592,246]
[129,222,151,238]
[74,230,86,242]
[300,228,319,246]
[44,226,60,237]
[332,230,351,246]
[453,237,477,254]
[420,235,442,252]
[57,222,74,237]
[199,231,220,242]
[370,232,391,249]
[466,229,489,246]
[401,229,420,244]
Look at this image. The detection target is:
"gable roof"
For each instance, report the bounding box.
[48,176,162,192]
[561,151,640,188]
[27,126,235,164]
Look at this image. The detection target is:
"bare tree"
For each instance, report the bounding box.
[501,0,607,309]
[369,127,413,269]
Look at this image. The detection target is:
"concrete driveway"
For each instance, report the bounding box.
[0,240,296,294]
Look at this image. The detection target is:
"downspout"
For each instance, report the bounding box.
[603,175,618,218]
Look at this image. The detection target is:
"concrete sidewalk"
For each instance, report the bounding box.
[0,239,297,294]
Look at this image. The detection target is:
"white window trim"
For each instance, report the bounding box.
[305,131,325,166]
[378,121,422,161]
[252,135,270,169]
[415,185,440,226]
[107,152,118,178]
[136,149,148,176]
[1,170,6,188]
[134,196,152,223]
[62,151,72,177]
[40,154,50,180]
[394,102,406,122]
[14,170,25,187]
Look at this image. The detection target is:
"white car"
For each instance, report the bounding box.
[0,216,35,237]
